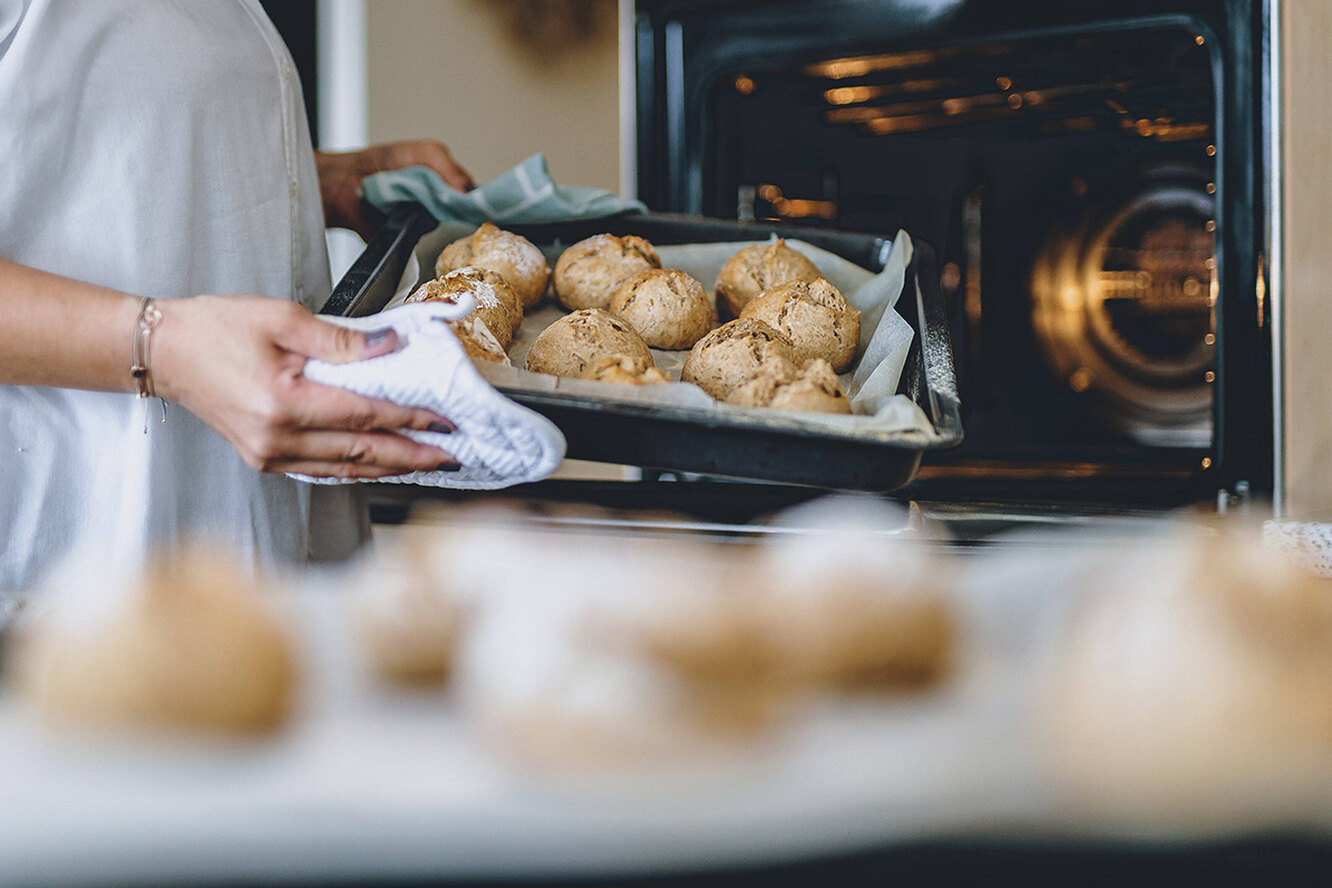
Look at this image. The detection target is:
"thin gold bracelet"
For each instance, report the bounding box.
[130,297,167,428]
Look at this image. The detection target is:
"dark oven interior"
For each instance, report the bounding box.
[635,0,1271,508]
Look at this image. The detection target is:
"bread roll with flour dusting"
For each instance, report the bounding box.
[436,222,550,308]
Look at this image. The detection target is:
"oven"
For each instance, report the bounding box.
[631,0,1274,511]
[309,0,1326,533]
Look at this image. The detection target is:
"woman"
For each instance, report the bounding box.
[0,1,471,588]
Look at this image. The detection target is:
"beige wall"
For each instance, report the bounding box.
[365,0,621,193]
[1280,0,1332,516]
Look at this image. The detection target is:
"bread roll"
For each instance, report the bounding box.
[753,497,951,690]
[580,354,672,386]
[726,357,852,414]
[455,537,779,771]
[608,268,716,350]
[553,234,661,311]
[1045,532,1332,826]
[448,316,511,365]
[525,308,654,378]
[9,546,296,735]
[740,277,861,372]
[635,499,951,696]
[680,318,800,400]
[435,221,550,308]
[714,239,822,319]
[408,266,522,346]
[353,537,462,688]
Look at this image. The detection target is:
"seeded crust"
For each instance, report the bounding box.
[680,318,801,400]
[553,234,662,311]
[435,222,550,308]
[608,268,716,350]
[525,308,654,378]
[580,354,672,386]
[726,356,851,414]
[407,266,522,347]
[740,277,861,372]
[714,239,822,320]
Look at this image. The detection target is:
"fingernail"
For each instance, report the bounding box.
[364,328,395,347]
[435,460,462,472]
[427,419,456,434]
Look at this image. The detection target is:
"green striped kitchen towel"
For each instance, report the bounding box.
[361,153,645,225]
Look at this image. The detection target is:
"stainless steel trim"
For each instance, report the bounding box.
[1269,0,1285,516]
[617,0,637,200]
[664,20,688,211]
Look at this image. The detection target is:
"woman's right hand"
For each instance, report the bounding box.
[152,295,459,479]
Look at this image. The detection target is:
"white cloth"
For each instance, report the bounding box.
[297,304,566,489]
[0,0,365,590]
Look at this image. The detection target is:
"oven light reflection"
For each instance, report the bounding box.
[825,79,1179,137]
[823,78,962,106]
[756,184,836,221]
[803,48,955,79]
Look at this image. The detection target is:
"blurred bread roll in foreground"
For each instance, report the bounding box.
[649,495,950,693]
[351,529,463,688]
[714,239,822,319]
[1045,530,1332,827]
[361,496,950,774]
[553,233,661,311]
[454,530,772,772]
[8,546,296,735]
[435,222,550,308]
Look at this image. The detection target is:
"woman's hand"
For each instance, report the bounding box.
[152,295,459,479]
[316,140,475,239]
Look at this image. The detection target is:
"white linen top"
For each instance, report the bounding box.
[0,0,366,590]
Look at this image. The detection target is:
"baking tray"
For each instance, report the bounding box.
[322,203,963,490]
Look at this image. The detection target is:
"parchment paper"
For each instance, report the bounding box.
[388,223,933,437]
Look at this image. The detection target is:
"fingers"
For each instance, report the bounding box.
[273,306,400,364]
[243,382,462,477]
[284,379,455,434]
[261,430,458,476]
[384,140,475,193]
[264,458,458,480]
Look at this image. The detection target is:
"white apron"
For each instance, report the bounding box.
[0,0,367,590]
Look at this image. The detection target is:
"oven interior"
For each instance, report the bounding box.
[636,0,1271,508]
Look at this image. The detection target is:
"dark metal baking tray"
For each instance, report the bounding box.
[322,203,963,490]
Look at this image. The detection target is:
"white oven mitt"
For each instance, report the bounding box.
[292,302,566,490]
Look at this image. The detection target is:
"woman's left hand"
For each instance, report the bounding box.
[316,140,476,239]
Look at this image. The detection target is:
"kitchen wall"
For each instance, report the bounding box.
[364,0,622,193]
[362,0,630,481]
